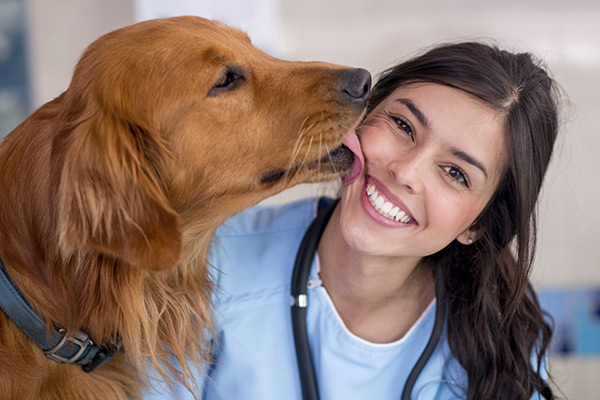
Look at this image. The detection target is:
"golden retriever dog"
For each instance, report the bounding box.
[0,16,369,399]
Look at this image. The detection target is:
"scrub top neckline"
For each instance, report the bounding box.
[311,254,436,349]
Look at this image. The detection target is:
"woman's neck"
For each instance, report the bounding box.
[317,205,435,343]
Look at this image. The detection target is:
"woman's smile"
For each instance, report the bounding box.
[362,175,416,226]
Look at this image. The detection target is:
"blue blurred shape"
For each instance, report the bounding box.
[538,287,600,356]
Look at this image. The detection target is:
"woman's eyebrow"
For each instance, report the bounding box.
[451,148,488,178]
[394,98,430,130]
[393,97,488,179]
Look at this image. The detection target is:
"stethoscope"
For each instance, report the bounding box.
[291,199,448,400]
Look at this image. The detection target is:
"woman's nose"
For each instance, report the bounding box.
[388,150,427,194]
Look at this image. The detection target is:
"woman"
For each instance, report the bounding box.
[147,42,560,399]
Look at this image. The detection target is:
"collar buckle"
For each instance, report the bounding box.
[44,329,92,364]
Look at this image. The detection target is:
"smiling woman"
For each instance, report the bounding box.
[334,41,559,399]
[146,42,561,400]
[340,83,507,256]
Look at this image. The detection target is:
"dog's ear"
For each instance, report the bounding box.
[55,110,182,271]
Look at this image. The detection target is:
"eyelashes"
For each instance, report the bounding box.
[385,112,471,188]
[442,165,470,188]
[387,113,415,140]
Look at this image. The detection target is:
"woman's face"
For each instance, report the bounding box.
[339,83,507,260]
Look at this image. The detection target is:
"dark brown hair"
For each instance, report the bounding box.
[369,42,560,399]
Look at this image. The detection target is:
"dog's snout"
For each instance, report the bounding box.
[341,68,371,103]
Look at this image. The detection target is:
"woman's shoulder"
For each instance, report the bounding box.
[209,197,330,298]
[215,196,322,238]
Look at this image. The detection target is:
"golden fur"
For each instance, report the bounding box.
[0,16,368,399]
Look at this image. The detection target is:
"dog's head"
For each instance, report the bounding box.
[54,16,369,271]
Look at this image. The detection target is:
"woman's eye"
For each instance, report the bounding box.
[442,165,470,188]
[390,115,414,140]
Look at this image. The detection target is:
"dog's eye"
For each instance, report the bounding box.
[261,169,286,184]
[219,72,238,87]
[208,69,245,96]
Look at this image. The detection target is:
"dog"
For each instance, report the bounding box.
[0,16,369,399]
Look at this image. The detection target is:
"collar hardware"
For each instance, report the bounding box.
[0,259,121,372]
[44,328,93,364]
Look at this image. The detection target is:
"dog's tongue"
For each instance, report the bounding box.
[342,130,364,185]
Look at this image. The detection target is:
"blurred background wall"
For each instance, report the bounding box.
[0,0,598,398]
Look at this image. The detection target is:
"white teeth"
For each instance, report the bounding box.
[365,183,413,224]
[381,202,392,214]
[395,211,406,222]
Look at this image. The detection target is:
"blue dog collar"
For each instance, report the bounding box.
[0,259,121,372]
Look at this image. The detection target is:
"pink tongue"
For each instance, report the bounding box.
[342,130,364,185]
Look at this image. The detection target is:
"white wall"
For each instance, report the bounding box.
[134,0,284,54]
[26,0,134,107]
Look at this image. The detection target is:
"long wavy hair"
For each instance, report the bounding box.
[368,42,560,399]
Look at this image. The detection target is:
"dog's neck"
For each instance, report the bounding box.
[0,168,217,391]
[0,97,244,393]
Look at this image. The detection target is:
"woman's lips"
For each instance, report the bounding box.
[342,130,364,185]
[361,175,417,226]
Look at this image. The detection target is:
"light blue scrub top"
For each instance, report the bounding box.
[145,197,469,399]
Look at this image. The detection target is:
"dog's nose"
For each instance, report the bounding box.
[341,68,371,103]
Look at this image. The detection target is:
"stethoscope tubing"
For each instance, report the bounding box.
[401,274,446,400]
[291,198,446,400]
[291,200,337,400]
